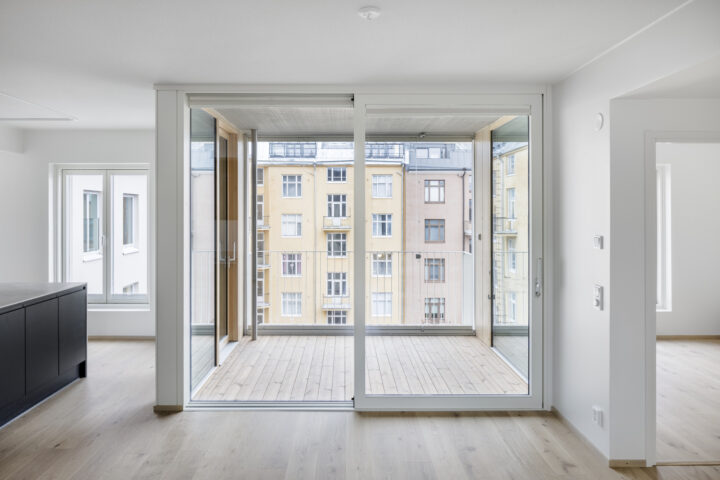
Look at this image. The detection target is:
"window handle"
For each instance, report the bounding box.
[228,242,236,262]
[534,257,543,297]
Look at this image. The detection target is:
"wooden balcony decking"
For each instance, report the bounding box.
[193,335,528,402]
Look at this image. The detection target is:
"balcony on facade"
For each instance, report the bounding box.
[322,215,352,231]
[257,215,270,230]
[493,216,517,235]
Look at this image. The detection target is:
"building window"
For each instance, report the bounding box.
[327,194,347,218]
[122,282,139,295]
[327,233,347,257]
[424,258,445,282]
[257,167,264,186]
[424,219,445,242]
[424,298,446,323]
[506,154,516,175]
[507,292,517,322]
[256,194,264,223]
[256,309,264,325]
[270,142,316,158]
[281,293,302,316]
[83,191,101,253]
[372,253,392,277]
[371,292,392,317]
[281,214,302,237]
[371,175,393,198]
[257,232,266,264]
[282,174,302,198]
[256,270,265,297]
[327,310,347,325]
[327,272,348,297]
[424,180,445,203]
[366,143,404,158]
[468,199,472,222]
[122,194,138,247]
[281,253,302,277]
[506,238,517,274]
[327,167,347,183]
[372,214,392,237]
[507,188,516,218]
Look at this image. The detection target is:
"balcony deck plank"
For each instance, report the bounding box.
[193,335,527,401]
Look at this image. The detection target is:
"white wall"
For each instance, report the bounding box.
[552,0,720,462]
[657,143,720,335]
[0,128,155,336]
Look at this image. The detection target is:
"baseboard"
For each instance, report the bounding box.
[88,336,155,341]
[656,460,720,466]
[550,407,609,465]
[608,460,647,468]
[153,405,183,413]
[656,335,720,340]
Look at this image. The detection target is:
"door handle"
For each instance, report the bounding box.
[228,242,236,262]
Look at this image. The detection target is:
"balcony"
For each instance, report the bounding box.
[256,251,270,269]
[493,216,517,234]
[257,216,270,230]
[322,295,351,310]
[257,293,270,308]
[323,214,352,230]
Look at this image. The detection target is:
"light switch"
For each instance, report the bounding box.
[594,285,603,311]
[593,235,604,250]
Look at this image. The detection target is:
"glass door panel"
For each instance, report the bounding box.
[217,131,229,345]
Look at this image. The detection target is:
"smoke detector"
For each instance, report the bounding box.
[358,6,381,21]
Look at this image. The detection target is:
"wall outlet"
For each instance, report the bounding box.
[593,235,604,249]
[592,406,604,427]
[593,285,603,311]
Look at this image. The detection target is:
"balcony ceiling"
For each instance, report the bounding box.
[0,0,686,129]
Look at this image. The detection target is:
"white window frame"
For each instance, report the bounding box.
[424,297,446,323]
[282,174,302,198]
[83,190,102,254]
[327,167,347,183]
[371,292,392,317]
[257,167,264,186]
[424,258,445,283]
[327,194,347,218]
[281,214,302,237]
[507,187,516,219]
[424,179,445,203]
[54,165,152,306]
[506,237,517,274]
[657,164,672,312]
[372,213,392,237]
[122,193,139,250]
[424,219,445,243]
[281,292,302,317]
[327,310,347,325]
[506,154,516,176]
[327,233,347,257]
[371,252,392,277]
[371,175,392,198]
[326,272,348,297]
[507,292,517,322]
[281,253,302,277]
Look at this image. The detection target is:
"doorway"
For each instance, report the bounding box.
[655,141,720,464]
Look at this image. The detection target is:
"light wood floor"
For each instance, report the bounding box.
[193,335,527,401]
[0,341,715,479]
[657,338,720,464]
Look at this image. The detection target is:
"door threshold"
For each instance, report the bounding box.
[185,400,354,412]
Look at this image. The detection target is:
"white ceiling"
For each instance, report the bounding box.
[622,54,720,99]
[0,0,686,129]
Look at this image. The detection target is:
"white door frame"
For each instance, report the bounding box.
[643,131,720,466]
[353,93,544,410]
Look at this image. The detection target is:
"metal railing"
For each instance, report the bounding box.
[322,215,352,230]
[256,216,270,229]
[493,216,517,234]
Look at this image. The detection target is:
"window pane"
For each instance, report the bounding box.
[112,174,148,296]
[64,174,105,296]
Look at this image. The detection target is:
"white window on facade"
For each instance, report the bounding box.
[281,214,302,237]
[257,270,265,297]
[424,258,445,282]
[256,194,264,223]
[257,167,264,186]
[83,191,101,253]
[257,231,266,265]
[281,253,302,277]
[506,154,516,175]
[424,179,445,203]
[122,282,139,294]
[424,297,446,324]
[507,188,516,218]
[371,253,392,277]
[327,310,347,325]
[371,292,392,317]
[327,167,347,183]
[327,194,347,217]
[371,175,392,198]
[256,308,264,325]
[424,219,445,242]
[372,214,392,237]
[506,237,517,274]
[326,272,348,297]
[416,148,428,159]
[282,174,302,197]
[507,292,517,322]
[281,292,302,316]
[122,194,138,248]
[327,233,347,257]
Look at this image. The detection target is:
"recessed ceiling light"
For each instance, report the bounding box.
[358,6,381,21]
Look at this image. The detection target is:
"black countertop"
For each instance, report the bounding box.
[0,283,86,315]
